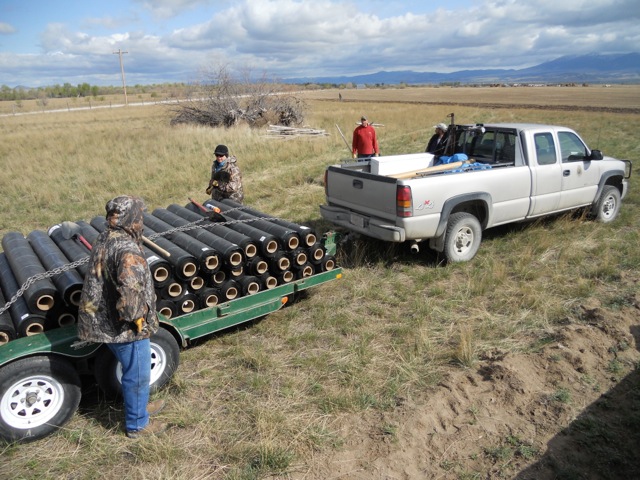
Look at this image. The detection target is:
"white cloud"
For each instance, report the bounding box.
[2,0,639,86]
[0,22,17,34]
[134,0,219,19]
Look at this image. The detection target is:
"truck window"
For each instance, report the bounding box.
[463,131,495,161]
[558,131,588,162]
[534,133,557,165]
[495,131,517,163]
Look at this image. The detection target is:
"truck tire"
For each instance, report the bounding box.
[592,185,621,223]
[93,328,180,398]
[0,356,81,443]
[443,213,482,263]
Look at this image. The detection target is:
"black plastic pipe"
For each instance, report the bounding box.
[2,232,57,312]
[0,288,16,344]
[152,208,244,268]
[142,212,221,274]
[141,224,198,281]
[27,230,84,307]
[0,253,46,336]
[221,198,318,247]
[165,204,259,259]
[47,223,90,278]
[205,199,300,251]
[183,202,281,257]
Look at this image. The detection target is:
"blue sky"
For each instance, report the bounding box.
[0,0,638,87]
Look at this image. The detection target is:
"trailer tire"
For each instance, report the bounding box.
[0,356,81,443]
[592,185,621,223]
[94,328,180,398]
[443,213,482,263]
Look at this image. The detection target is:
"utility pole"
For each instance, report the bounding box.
[113,48,129,106]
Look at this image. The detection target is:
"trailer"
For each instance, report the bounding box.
[0,234,342,443]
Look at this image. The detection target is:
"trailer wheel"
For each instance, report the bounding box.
[592,186,621,223]
[443,213,482,263]
[0,356,81,443]
[94,328,180,398]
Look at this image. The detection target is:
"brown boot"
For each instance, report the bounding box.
[126,419,168,439]
[146,399,166,416]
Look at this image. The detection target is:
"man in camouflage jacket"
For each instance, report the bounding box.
[207,144,244,203]
[78,195,165,437]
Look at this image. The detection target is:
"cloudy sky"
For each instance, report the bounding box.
[0,0,638,87]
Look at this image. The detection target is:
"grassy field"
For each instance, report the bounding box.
[0,87,638,479]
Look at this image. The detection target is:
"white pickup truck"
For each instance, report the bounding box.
[320,122,632,262]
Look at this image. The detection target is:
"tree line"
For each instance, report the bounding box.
[0,83,188,102]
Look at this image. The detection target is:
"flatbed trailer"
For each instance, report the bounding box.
[0,241,342,443]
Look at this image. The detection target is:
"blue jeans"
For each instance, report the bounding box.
[107,339,151,432]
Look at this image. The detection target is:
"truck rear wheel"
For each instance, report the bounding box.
[443,213,482,262]
[0,356,81,443]
[592,185,621,223]
[94,328,180,398]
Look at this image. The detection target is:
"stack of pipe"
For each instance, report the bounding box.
[0,199,336,343]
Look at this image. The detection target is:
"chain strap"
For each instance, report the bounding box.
[0,257,90,316]
[0,206,281,316]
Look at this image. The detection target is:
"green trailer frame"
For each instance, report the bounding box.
[0,267,342,368]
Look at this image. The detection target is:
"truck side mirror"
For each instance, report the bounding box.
[589,149,604,160]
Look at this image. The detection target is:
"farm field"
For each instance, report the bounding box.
[0,87,639,479]
[300,84,640,112]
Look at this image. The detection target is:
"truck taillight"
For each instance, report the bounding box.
[396,185,412,217]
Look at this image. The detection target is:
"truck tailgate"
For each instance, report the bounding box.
[325,166,398,219]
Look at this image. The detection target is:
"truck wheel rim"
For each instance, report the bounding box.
[1,375,65,429]
[602,195,617,219]
[115,343,167,386]
[455,227,474,253]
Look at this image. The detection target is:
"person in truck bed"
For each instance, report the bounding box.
[425,122,449,156]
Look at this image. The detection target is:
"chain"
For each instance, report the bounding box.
[0,206,281,316]
[0,257,90,316]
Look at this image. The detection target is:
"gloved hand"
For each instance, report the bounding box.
[205,180,218,195]
[132,317,144,333]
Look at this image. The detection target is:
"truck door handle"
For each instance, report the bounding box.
[353,179,363,189]
[563,170,570,177]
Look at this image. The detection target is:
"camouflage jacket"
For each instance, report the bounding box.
[210,155,244,203]
[78,195,158,343]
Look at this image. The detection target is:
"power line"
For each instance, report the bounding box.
[112,48,129,106]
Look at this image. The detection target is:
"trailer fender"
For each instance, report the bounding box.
[0,325,101,369]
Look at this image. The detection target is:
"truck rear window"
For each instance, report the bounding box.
[460,130,517,164]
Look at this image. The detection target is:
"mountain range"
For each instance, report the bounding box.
[283,53,640,85]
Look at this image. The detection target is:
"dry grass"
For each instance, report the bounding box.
[300,84,640,111]
[0,88,639,479]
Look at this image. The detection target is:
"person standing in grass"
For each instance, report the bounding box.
[206,144,244,203]
[352,116,380,159]
[78,195,167,439]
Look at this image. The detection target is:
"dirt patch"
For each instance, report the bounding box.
[291,292,640,479]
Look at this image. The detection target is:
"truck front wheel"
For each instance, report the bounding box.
[592,185,621,223]
[0,356,81,443]
[93,328,180,398]
[443,213,482,262]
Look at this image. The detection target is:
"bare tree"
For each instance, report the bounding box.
[169,64,306,128]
